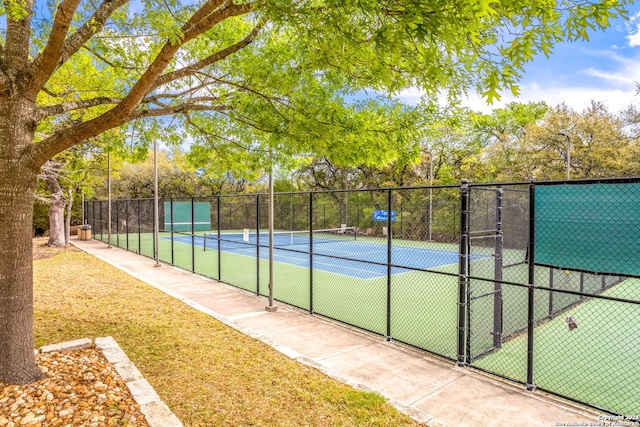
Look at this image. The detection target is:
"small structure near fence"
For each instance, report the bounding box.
[86,177,640,416]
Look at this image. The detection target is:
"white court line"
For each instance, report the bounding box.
[317,249,386,258]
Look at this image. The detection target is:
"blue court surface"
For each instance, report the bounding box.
[165,234,477,279]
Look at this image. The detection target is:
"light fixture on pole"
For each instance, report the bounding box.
[557,132,571,180]
[153,138,161,267]
[81,191,85,225]
[266,150,277,312]
[566,135,571,180]
[423,146,434,241]
[428,150,433,241]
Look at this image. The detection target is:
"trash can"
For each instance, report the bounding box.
[79,225,92,241]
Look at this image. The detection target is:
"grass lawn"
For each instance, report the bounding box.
[33,245,426,427]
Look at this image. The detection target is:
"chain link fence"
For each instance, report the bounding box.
[86,178,640,415]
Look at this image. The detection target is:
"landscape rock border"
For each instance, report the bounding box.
[39,337,182,427]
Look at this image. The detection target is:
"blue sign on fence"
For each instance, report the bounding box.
[372,210,396,222]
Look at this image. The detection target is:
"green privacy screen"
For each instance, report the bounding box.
[163,201,211,231]
[535,183,640,276]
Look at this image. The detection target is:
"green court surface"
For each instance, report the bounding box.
[472,278,640,415]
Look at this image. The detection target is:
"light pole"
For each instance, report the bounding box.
[266,151,277,312]
[107,151,112,248]
[558,132,571,180]
[423,147,434,241]
[566,135,571,180]
[428,151,433,241]
[81,191,85,225]
[153,138,160,267]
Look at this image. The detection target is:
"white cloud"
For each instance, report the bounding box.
[627,31,640,47]
[396,80,638,114]
[460,84,638,113]
[582,67,639,85]
[625,11,640,47]
[396,48,640,114]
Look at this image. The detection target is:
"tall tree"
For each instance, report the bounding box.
[527,102,630,179]
[35,142,108,245]
[472,101,549,181]
[0,0,631,384]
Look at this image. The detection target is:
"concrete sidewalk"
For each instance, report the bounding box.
[73,239,600,427]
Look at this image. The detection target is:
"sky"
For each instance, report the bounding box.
[398,7,640,114]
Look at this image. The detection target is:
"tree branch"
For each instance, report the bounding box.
[128,102,232,120]
[81,45,143,71]
[152,19,265,91]
[29,0,83,91]
[36,97,124,121]
[26,0,131,98]
[5,0,34,78]
[143,83,214,102]
[184,112,251,152]
[60,0,131,63]
[29,1,256,168]
[0,43,7,86]
[41,86,77,98]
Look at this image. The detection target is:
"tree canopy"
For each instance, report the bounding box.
[4,0,631,170]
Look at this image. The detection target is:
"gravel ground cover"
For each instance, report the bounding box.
[0,348,146,427]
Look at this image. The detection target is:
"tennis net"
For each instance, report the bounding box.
[204,227,357,248]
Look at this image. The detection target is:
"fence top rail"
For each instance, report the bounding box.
[534,176,640,186]
[87,176,640,203]
[467,176,640,188]
[89,197,155,202]
[88,183,462,203]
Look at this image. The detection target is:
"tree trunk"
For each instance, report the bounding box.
[0,97,45,384]
[45,173,66,246]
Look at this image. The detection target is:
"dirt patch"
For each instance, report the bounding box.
[32,237,81,260]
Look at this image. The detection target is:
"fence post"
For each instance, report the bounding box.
[400,202,403,239]
[548,269,554,318]
[453,204,458,238]
[457,179,470,366]
[136,199,142,254]
[493,186,503,349]
[256,195,260,296]
[125,200,129,251]
[309,192,314,314]
[323,204,326,229]
[137,199,141,254]
[116,200,120,248]
[99,200,103,242]
[217,195,221,281]
[386,189,392,341]
[526,181,536,390]
[191,197,195,273]
[152,200,156,260]
[170,199,174,265]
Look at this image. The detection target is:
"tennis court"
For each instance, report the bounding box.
[165,228,482,280]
